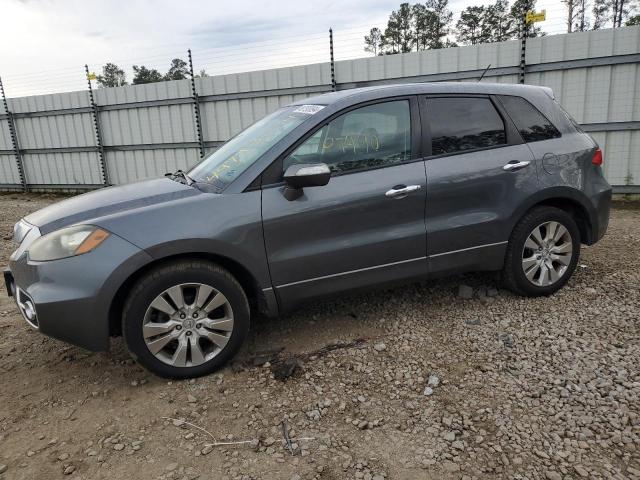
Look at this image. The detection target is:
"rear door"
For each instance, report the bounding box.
[420,95,537,274]
[261,97,427,309]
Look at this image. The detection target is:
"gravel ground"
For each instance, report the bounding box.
[0,193,638,480]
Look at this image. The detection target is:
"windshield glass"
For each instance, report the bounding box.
[189,105,324,189]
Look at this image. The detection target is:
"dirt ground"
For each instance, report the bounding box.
[0,193,638,480]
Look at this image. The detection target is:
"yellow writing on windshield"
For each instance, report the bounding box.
[322,134,380,154]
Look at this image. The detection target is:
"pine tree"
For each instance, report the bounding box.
[574,0,590,30]
[412,4,430,50]
[364,28,383,55]
[382,15,402,54]
[132,66,164,85]
[424,0,454,49]
[390,3,415,53]
[563,0,579,32]
[611,0,637,27]
[165,59,189,81]
[510,0,544,37]
[485,0,516,42]
[96,63,127,88]
[592,0,609,28]
[456,6,491,45]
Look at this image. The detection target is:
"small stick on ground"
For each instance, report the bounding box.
[162,416,217,443]
[203,439,257,447]
[281,419,294,455]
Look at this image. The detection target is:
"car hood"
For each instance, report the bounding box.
[25,178,199,234]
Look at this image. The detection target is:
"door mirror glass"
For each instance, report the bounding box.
[283,163,331,189]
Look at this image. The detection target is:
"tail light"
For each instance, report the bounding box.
[592,148,603,166]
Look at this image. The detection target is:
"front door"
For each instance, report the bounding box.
[261,98,427,309]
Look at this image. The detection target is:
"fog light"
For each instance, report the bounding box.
[23,300,36,321]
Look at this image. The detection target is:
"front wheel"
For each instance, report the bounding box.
[502,206,581,296]
[122,260,250,379]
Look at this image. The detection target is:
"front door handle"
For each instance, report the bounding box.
[503,160,531,171]
[385,184,421,198]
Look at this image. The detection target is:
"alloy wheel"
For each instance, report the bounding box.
[521,221,573,287]
[142,283,234,367]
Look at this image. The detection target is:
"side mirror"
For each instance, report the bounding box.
[284,163,331,188]
[282,163,331,200]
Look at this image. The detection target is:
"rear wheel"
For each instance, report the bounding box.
[502,206,580,296]
[122,260,249,378]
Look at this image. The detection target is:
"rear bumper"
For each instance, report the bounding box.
[587,186,612,245]
[6,234,152,352]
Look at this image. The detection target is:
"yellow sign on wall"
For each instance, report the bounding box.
[526,10,546,24]
[87,72,97,81]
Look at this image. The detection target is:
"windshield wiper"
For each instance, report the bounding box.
[165,169,195,186]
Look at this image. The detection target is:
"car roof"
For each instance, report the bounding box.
[293,82,554,106]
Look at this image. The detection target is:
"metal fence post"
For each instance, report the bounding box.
[0,77,27,191]
[519,16,529,84]
[188,49,206,159]
[329,28,336,91]
[85,65,109,186]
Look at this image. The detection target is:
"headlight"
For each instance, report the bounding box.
[28,225,110,262]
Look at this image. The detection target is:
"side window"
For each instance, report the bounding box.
[499,95,562,142]
[283,100,411,175]
[426,97,507,156]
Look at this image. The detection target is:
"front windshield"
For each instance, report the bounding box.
[189,105,324,189]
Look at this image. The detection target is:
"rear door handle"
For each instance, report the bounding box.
[385,185,421,198]
[503,160,531,171]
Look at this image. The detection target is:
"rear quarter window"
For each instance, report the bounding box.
[499,95,561,143]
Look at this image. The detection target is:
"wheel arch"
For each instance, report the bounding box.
[509,187,596,245]
[107,252,271,338]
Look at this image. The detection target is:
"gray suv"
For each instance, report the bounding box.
[4,83,611,378]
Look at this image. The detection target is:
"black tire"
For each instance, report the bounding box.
[122,260,249,379]
[502,206,581,297]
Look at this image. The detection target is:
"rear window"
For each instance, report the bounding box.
[425,97,506,156]
[499,95,561,142]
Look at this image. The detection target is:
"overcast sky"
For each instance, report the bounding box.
[2,0,565,97]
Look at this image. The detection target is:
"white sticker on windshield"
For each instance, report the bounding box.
[293,105,325,115]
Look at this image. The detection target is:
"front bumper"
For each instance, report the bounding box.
[6,233,152,351]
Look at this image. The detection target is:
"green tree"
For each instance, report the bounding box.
[510,0,544,37]
[364,0,454,54]
[364,27,384,55]
[485,0,516,41]
[611,0,636,27]
[456,6,491,44]
[412,4,428,50]
[573,0,590,30]
[592,0,609,28]
[165,58,189,81]
[96,63,127,88]
[132,65,164,85]
[563,0,579,32]
[628,13,640,23]
[389,3,415,53]
[424,0,453,49]
[196,69,209,78]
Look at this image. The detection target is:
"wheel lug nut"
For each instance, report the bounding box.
[196,323,202,329]
[186,331,192,336]
[179,313,186,319]
[175,325,182,330]
[192,313,198,318]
